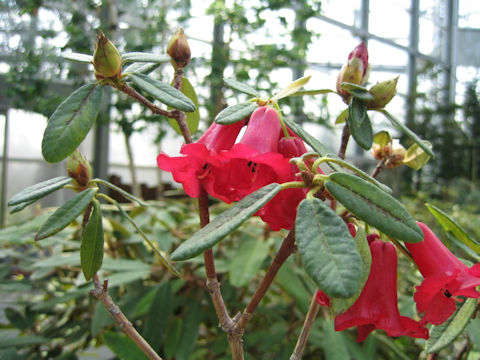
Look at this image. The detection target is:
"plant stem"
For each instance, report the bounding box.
[119,83,171,117]
[91,275,163,360]
[371,158,386,178]
[338,123,350,159]
[290,293,320,360]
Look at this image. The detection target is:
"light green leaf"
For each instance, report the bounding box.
[229,238,270,287]
[0,335,49,349]
[171,183,281,261]
[426,298,477,354]
[61,52,93,63]
[335,108,349,124]
[168,77,200,134]
[129,72,196,112]
[42,83,103,163]
[347,97,373,150]
[373,131,391,147]
[403,141,432,170]
[325,172,423,243]
[121,52,170,63]
[271,75,311,101]
[92,178,147,206]
[124,62,160,75]
[8,176,72,206]
[103,331,149,360]
[214,101,258,125]
[35,188,97,241]
[349,89,374,101]
[81,199,104,280]
[224,78,260,97]
[340,82,369,93]
[295,198,363,298]
[291,89,336,96]
[426,203,480,253]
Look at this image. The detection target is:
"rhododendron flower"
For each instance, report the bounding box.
[336,42,370,103]
[334,240,428,342]
[405,222,480,325]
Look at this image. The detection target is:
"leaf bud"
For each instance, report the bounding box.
[167,28,191,69]
[93,30,122,79]
[67,150,92,189]
[366,77,398,109]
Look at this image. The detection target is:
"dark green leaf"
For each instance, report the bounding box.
[214,101,258,125]
[0,335,49,349]
[102,331,149,360]
[42,83,103,163]
[176,302,202,360]
[5,307,30,331]
[325,173,423,243]
[81,199,104,280]
[35,188,97,241]
[61,52,93,63]
[164,318,183,359]
[129,73,196,112]
[171,183,281,261]
[349,89,374,101]
[340,82,369,92]
[168,77,200,134]
[229,238,270,287]
[380,109,435,158]
[121,52,170,63]
[8,199,37,214]
[8,176,72,206]
[295,198,363,298]
[426,203,480,253]
[92,178,147,206]
[224,78,260,97]
[426,298,477,353]
[143,282,172,351]
[347,98,373,150]
[291,89,335,96]
[91,302,114,337]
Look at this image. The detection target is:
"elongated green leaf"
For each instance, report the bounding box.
[229,238,270,287]
[143,282,172,351]
[426,203,480,253]
[335,108,349,124]
[325,173,423,243]
[62,52,93,63]
[35,188,97,241]
[283,117,342,172]
[291,89,335,96]
[8,176,72,206]
[348,98,373,150]
[5,307,30,331]
[340,82,369,92]
[224,78,260,97]
[129,72,196,112]
[349,89,374,101]
[164,318,183,359]
[42,83,103,163]
[271,75,311,101]
[0,335,49,349]
[380,109,435,158]
[426,298,477,353]
[168,77,200,134]
[176,302,202,360]
[171,183,281,261]
[81,199,104,280]
[92,178,147,206]
[215,101,258,125]
[121,52,170,63]
[296,198,363,298]
[8,199,37,213]
[124,62,160,75]
[103,331,149,360]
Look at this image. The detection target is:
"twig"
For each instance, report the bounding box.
[119,83,172,117]
[90,275,163,360]
[371,158,386,178]
[173,68,184,90]
[338,124,350,159]
[290,293,320,360]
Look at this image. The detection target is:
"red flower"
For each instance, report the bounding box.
[334,240,428,342]
[405,222,480,325]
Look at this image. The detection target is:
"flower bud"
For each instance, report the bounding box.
[386,142,406,169]
[366,77,398,109]
[336,42,370,103]
[93,30,122,79]
[67,150,92,189]
[167,28,191,69]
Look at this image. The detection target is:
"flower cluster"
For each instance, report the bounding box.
[157,106,308,230]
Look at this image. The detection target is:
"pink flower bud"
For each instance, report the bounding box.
[336,42,370,103]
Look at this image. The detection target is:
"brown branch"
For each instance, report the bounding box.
[90,275,163,360]
[290,293,320,360]
[119,83,172,117]
[338,124,350,160]
[371,158,386,178]
[173,68,184,90]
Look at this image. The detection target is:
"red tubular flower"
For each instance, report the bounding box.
[335,240,429,342]
[405,222,480,325]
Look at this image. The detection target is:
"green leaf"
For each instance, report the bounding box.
[224,78,260,97]
[214,101,258,125]
[271,75,311,101]
[92,178,147,206]
[168,77,200,134]
[143,282,172,351]
[164,318,183,359]
[42,83,103,163]
[229,238,270,287]
[121,52,170,63]
[283,117,342,172]
[347,98,373,150]
[0,335,49,349]
[8,176,72,206]
[403,141,432,170]
[426,203,480,253]
[102,331,149,360]
[335,108,349,124]
[426,298,477,354]
[171,183,281,261]
[349,89,374,101]
[35,188,97,241]
[325,173,423,243]
[176,302,202,360]
[129,73,196,112]
[373,131,391,147]
[61,52,93,63]
[8,199,37,213]
[81,199,104,280]
[124,62,160,75]
[291,89,336,96]
[295,198,363,298]
[340,82,369,92]
[5,307,30,331]
[380,109,435,158]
